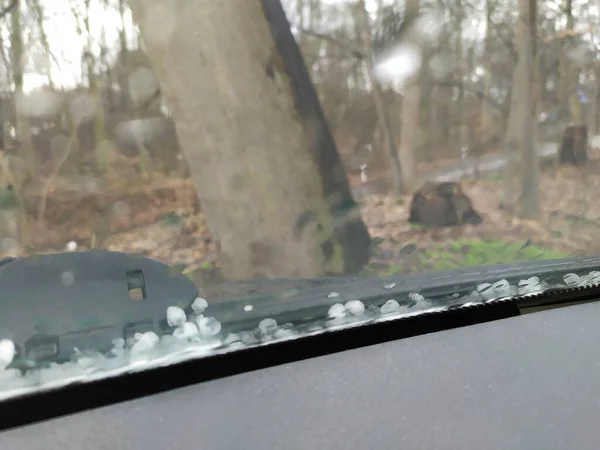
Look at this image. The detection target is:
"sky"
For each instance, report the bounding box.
[23,0,388,92]
[21,0,441,92]
[21,0,135,92]
[18,0,600,93]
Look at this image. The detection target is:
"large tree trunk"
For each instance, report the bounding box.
[130,0,371,280]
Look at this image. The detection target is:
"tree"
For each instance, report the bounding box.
[502,30,521,211]
[517,0,540,219]
[356,0,404,195]
[397,0,420,192]
[129,0,371,280]
[10,0,34,174]
[481,0,494,143]
[373,1,421,193]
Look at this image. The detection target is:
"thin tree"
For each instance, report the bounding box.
[397,0,420,192]
[517,0,540,219]
[356,0,404,195]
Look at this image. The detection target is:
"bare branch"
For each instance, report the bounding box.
[432,78,509,117]
[298,27,365,59]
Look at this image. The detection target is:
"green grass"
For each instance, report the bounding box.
[424,238,568,271]
[362,237,569,276]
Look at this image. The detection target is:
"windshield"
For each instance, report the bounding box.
[1,0,599,400]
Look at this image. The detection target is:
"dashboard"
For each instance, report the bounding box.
[2,299,600,449]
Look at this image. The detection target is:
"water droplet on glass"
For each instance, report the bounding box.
[374,43,422,85]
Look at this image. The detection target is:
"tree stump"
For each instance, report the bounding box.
[559,125,588,165]
[408,181,483,227]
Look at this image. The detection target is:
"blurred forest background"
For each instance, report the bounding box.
[0,0,599,288]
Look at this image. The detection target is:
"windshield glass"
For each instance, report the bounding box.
[1,0,599,399]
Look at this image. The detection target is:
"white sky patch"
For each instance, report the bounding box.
[22,1,136,92]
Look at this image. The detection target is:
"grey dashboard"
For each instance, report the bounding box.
[2,300,600,450]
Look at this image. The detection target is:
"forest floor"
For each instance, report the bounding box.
[3,148,600,289]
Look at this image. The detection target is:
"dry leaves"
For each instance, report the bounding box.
[2,160,600,276]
